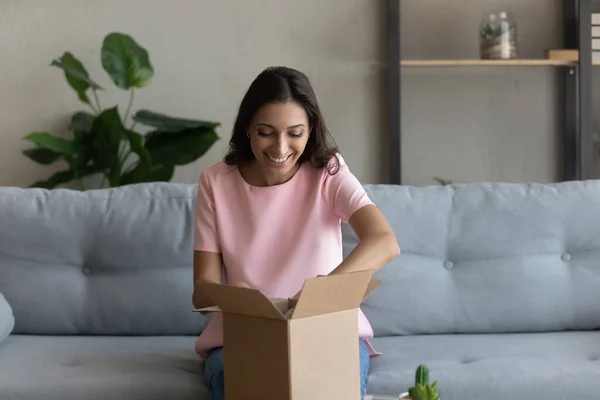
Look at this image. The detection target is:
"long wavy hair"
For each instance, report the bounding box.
[223,66,340,173]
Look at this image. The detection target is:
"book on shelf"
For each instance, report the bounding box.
[592,13,600,62]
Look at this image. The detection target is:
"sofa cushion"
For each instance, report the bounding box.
[0,335,208,400]
[0,293,14,344]
[367,331,600,399]
[344,181,600,336]
[0,183,210,335]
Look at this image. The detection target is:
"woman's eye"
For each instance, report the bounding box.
[256,130,303,137]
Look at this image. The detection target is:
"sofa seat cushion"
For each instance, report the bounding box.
[0,293,14,344]
[0,335,208,400]
[368,331,600,399]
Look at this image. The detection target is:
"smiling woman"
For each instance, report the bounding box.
[222,66,340,184]
[192,66,400,400]
[241,102,310,186]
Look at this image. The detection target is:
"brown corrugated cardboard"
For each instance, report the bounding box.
[194,269,382,400]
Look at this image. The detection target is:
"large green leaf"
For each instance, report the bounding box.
[69,111,95,133]
[139,164,174,181]
[101,33,153,90]
[69,142,94,170]
[68,127,98,170]
[90,107,127,169]
[24,132,76,156]
[50,52,103,103]
[29,164,104,189]
[144,128,219,166]
[119,163,174,185]
[133,110,220,132]
[126,130,151,166]
[22,148,62,165]
[29,169,74,189]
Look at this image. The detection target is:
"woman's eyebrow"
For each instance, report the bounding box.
[256,123,305,129]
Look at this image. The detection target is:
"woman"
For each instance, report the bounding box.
[192,66,400,399]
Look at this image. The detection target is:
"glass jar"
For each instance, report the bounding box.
[479,12,517,59]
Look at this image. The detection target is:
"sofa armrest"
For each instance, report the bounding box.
[0,293,15,344]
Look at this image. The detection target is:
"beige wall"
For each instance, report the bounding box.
[0,0,384,188]
[0,0,594,188]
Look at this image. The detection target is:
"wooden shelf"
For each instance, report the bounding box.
[404,59,575,66]
[372,59,577,67]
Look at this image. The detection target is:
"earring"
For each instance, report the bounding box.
[246,132,250,138]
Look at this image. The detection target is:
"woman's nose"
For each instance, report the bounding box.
[273,137,289,155]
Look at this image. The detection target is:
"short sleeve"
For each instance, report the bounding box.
[321,155,373,222]
[193,171,221,253]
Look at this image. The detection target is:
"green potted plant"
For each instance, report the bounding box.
[22,32,220,190]
[400,365,440,400]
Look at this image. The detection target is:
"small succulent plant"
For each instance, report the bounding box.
[408,365,440,400]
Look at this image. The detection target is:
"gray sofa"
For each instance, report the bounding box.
[1,179,600,399]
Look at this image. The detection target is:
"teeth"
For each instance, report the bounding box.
[268,154,290,163]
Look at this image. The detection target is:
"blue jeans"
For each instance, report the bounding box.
[204,339,371,399]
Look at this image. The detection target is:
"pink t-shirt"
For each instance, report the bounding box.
[193,154,377,358]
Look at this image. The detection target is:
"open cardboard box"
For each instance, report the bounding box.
[194,269,382,400]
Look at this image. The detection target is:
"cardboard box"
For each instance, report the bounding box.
[195,269,382,400]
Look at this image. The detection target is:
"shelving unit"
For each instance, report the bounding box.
[384,0,595,185]
[375,59,577,67]
[400,59,576,66]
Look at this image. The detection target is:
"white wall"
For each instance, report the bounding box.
[1,0,595,189]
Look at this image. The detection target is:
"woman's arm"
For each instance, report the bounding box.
[329,204,400,276]
[192,250,222,309]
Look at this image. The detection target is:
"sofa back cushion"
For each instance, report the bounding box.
[0,183,209,335]
[4,179,600,337]
[347,181,600,336]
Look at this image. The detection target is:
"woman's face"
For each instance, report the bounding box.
[246,101,310,185]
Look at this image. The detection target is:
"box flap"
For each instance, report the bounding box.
[195,282,286,320]
[291,269,375,319]
[363,279,383,301]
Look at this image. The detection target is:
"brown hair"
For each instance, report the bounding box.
[223,66,340,173]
